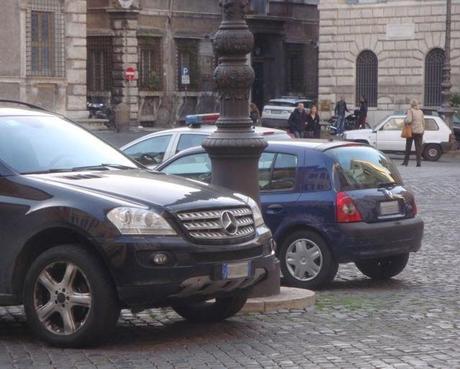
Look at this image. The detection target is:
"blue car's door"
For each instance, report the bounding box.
[259,151,303,239]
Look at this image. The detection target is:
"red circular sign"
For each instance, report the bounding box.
[125,67,136,81]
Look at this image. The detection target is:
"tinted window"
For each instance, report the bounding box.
[326,146,402,191]
[424,119,439,131]
[176,134,207,153]
[124,135,172,165]
[0,116,136,174]
[382,118,404,131]
[162,153,211,182]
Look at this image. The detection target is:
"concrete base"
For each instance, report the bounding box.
[241,287,315,314]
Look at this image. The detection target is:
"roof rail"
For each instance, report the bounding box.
[0,99,50,112]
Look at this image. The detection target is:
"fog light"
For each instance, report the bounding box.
[152,253,169,265]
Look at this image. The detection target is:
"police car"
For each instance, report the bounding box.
[121,120,291,168]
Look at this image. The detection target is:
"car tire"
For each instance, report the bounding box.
[422,144,442,161]
[171,293,248,323]
[355,253,409,280]
[279,230,338,290]
[23,244,120,347]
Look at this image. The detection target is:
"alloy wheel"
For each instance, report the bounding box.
[33,262,92,336]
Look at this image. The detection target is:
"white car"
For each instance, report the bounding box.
[343,114,452,161]
[121,124,291,168]
[261,97,313,129]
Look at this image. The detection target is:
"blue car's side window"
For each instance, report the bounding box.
[270,153,297,190]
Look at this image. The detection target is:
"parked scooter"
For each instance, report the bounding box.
[87,98,118,131]
[328,109,369,135]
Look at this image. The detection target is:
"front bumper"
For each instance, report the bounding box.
[332,216,424,263]
[98,227,276,308]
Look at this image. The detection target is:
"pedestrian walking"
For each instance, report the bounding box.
[306,105,321,138]
[249,103,260,126]
[358,96,368,129]
[334,96,349,135]
[288,103,308,138]
[402,99,425,167]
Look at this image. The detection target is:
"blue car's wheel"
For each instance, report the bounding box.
[355,253,409,280]
[279,230,338,290]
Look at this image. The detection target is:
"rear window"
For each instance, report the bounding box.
[325,146,402,191]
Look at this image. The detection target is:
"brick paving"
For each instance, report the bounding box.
[1,154,459,369]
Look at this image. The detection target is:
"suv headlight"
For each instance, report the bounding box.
[107,207,176,235]
[234,194,265,227]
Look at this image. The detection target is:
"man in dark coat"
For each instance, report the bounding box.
[288,103,308,138]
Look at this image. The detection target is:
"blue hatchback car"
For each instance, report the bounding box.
[157,141,424,289]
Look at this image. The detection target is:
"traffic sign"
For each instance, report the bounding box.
[125,67,136,81]
[181,67,190,85]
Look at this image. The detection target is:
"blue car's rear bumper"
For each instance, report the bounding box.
[330,216,424,263]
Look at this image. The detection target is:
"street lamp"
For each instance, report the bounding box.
[439,0,454,131]
[202,0,280,297]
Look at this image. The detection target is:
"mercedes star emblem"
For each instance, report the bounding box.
[221,211,238,235]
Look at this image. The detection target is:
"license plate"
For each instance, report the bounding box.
[222,261,250,279]
[380,200,400,216]
[271,110,282,114]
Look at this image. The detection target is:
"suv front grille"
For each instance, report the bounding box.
[176,207,255,242]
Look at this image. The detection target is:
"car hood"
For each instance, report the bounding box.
[27,169,245,212]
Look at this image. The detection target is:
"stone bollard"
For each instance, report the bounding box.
[113,102,130,132]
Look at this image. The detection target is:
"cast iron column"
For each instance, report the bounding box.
[439,0,454,131]
[203,0,280,297]
[203,0,267,202]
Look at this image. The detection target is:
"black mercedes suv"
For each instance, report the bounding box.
[0,103,276,347]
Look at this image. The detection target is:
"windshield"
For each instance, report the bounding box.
[0,115,138,174]
[325,146,402,191]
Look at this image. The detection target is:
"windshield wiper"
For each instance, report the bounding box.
[70,163,136,172]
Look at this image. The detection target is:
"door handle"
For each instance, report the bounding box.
[267,204,284,214]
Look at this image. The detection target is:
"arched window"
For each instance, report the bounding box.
[356,50,378,107]
[425,48,445,107]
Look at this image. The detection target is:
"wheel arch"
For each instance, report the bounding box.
[12,227,117,301]
[275,223,333,257]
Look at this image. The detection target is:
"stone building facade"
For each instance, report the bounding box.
[86,0,319,126]
[0,0,88,119]
[318,0,460,123]
[0,0,318,125]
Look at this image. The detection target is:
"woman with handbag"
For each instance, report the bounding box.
[402,99,425,167]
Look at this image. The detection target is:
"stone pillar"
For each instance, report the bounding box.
[108,7,139,122]
[65,0,88,119]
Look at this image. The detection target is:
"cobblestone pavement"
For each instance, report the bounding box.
[1,156,459,369]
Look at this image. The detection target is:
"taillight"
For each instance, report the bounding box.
[336,192,363,223]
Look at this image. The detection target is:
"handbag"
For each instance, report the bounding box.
[401,124,412,139]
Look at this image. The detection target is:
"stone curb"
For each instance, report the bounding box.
[241,287,316,314]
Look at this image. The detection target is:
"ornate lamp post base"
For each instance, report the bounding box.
[202,0,280,297]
